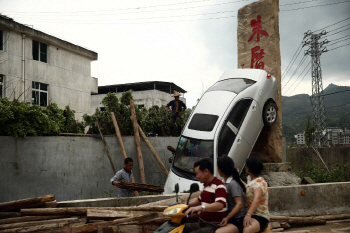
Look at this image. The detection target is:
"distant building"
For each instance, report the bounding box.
[326,127,343,146]
[295,133,305,145]
[0,15,98,120]
[91,81,186,110]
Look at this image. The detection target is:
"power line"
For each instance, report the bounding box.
[283,60,311,96]
[313,16,350,32]
[328,42,350,51]
[321,89,350,97]
[281,42,303,81]
[282,66,311,103]
[282,55,307,90]
[280,0,350,12]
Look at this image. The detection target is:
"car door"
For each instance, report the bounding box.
[216,98,253,170]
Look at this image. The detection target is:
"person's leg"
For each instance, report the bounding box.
[243,218,260,233]
[191,226,217,233]
[216,224,240,233]
[169,115,176,136]
[183,221,201,233]
[175,115,181,136]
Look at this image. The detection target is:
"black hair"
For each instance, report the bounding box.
[217,156,246,193]
[245,156,263,176]
[194,158,213,174]
[124,157,133,164]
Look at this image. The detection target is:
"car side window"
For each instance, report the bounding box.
[217,99,253,156]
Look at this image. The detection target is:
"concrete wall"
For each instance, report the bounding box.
[0,136,179,202]
[286,147,350,179]
[0,17,97,120]
[269,182,350,216]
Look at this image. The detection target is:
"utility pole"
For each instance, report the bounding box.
[303,30,329,147]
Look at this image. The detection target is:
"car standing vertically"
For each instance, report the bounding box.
[164,69,278,193]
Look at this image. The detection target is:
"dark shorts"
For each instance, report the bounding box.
[184,218,219,233]
[228,216,244,233]
[252,215,269,232]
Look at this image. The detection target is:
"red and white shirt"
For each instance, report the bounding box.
[198,177,227,223]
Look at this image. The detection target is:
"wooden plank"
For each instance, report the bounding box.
[130,100,146,184]
[0,213,21,220]
[20,206,167,216]
[0,195,55,212]
[0,222,72,233]
[270,216,326,226]
[87,209,131,220]
[138,125,169,176]
[0,217,79,230]
[139,191,201,207]
[95,119,116,174]
[98,224,160,233]
[0,215,69,225]
[70,212,159,233]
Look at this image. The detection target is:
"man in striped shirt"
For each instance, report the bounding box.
[110,157,134,197]
[184,159,227,233]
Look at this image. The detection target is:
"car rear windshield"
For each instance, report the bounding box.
[188,113,219,132]
[208,78,256,94]
[173,136,214,174]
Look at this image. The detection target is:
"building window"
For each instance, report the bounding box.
[32,82,48,106]
[0,75,3,98]
[32,40,47,63]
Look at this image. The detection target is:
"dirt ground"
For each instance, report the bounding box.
[282,219,350,233]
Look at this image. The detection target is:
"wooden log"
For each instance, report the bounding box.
[95,119,116,174]
[271,228,284,232]
[110,112,139,197]
[20,206,167,216]
[0,215,70,225]
[130,100,146,184]
[0,195,55,212]
[70,212,159,233]
[138,125,169,176]
[270,215,326,226]
[0,217,79,230]
[87,209,131,220]
[98,224,160,233]
[0,222,72,233]
[0,213,21,220]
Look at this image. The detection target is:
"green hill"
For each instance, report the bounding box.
[282,83,350,143]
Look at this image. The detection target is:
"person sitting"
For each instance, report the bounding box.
[243,157,270,233]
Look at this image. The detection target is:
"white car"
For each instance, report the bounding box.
[164,69,278,193]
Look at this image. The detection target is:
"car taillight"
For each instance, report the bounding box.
[267,73,271,79]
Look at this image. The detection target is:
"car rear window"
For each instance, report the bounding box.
[188,113,219,132]
[207,78,256,94]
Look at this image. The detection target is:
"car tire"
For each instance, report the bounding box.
[263,102,277,126]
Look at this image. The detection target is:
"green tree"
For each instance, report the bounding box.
[304,116,315,147]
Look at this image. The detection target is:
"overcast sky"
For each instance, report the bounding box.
[1,0,349,108]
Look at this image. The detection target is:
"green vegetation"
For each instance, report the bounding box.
[0,91,190,138]
[293,156,349,183]
[282,83,350,145]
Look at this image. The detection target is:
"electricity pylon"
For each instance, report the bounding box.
[303,30,329,147]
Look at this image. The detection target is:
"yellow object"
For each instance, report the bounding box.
[163,204,188,225]
[261,223,271,233]
[169,224,185,233]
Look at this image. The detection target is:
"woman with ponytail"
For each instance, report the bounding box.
[216,156,246,233]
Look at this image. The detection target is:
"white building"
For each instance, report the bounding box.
[0,15,98,120]
[91,81,187,110]
[326,127,344,146]
[295,133,305,145]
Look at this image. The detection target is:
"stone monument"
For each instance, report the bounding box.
[237,0,282,162]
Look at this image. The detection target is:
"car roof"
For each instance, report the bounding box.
[219,69,266,82]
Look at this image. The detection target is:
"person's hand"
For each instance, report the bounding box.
[218,217,229,227]
[113,181,122,188]
[244,214,252,227]
[185,206,201,216]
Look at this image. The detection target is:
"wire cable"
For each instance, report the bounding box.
[281,41,303,81]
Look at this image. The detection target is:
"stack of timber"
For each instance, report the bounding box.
[1,193,350,233]
[0,192,201,233]
[118,182,164,193]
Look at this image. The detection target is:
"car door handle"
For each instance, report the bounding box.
[237,136,241,144]
[252,104,257,111]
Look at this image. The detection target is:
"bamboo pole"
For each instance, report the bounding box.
[95,119,116,174]
[138,125,169,176]
[129,100,146,184]
[110,112,139,196]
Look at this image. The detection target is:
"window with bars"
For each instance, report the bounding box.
[32,40,47,63]
[0,75,3,98]
[32,82,48,106]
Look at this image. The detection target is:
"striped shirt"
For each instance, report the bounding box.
[110,168,134,197]
[198,177,227,223]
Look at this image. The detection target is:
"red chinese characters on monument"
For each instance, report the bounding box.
[248,15,269,69]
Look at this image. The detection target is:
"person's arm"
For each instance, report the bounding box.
[218,196,243,226]
[110,171,122,187]
[244,187,263,227]
[180,101,187,115]
[188,197,201,207]
[185,201,224,216]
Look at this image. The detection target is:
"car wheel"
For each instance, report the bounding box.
[263,102,277,126]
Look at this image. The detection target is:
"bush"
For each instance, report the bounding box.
[293,156,348,183]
